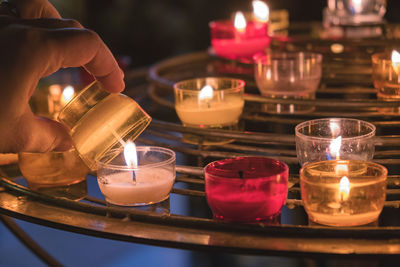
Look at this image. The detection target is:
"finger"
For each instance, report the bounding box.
[9,0,61,19]
[17,17,83,29]
[40,28,124,93]
[10,112,72,153]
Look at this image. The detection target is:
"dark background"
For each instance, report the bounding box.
[53,0,400,69]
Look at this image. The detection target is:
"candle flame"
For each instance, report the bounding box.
[199,85,214,101]
[329,136,342,160]
[252,0,269,23]
[351,0,363,13]
[124,141,138,167]
[62,85,75,103]
[339,176,350,196]
[392,50,400,71]
[234,11,247,32]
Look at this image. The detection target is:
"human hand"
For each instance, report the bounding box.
[0,0,124,153]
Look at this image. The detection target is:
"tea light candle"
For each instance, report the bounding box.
[372,50,400,101]
[97,143,176,206]
[174,77,245,128]
[295,118,376,166]
[209,1,270,61]
[205,157,288,223]
[300,160,387,227]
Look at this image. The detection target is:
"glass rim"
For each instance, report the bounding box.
[97,146,176,171]
[295,118,376,141]
[300,160,388,184]
[253,52,323,65]
[204,156,289,181]
[174,77,245,93]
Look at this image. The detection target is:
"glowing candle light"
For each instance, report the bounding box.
[351,0,363,13]
[391,50,400,73]
[252,0,269,23]
[339,176,350,201]
[234,11,247,33]
[61,85,75,105]
[329,135,342,160]
[123,141,137,167]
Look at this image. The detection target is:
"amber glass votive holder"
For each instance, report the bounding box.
[174,77,245,145]
[372,52,400,112]
[18,149,89,200]
[295,118,376,166]
[58,81,151,171]
[97,147,176,207]
[205,157,288,223]
[300,160,387,227]
[254,52,322,114]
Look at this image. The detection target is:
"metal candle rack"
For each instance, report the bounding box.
[1,23,400,260]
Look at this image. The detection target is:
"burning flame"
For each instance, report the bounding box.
[252,0,269,23]
[329,136,342,160]
[351,0,363,13]
[392,50,400,71]
[339,176,350,200]
[199,85,214,101]
[62,85,75,103]
[234,11,247,32]
[124,141,138,167]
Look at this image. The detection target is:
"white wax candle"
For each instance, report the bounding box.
[175,97,244,126]
[98,168,175,206]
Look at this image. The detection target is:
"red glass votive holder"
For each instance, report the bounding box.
[204,157,288,223]
[209,20,270,62]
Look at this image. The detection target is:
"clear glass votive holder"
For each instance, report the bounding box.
[174,77,245,145]
[209,20,270,62]
[97,146,176,206]
[254,52,322,114]
[58,81,151,171]
[18,149,89,200]
[295,118,376,166]
[204,157,288,223]
[300,160,387,227]
[323,0,386,27]
[372,52,400,113]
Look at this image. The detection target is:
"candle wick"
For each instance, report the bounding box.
[238,170,244,179]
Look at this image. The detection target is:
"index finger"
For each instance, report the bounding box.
[39,28,124,93]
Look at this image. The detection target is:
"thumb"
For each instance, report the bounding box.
[14,112,72,153]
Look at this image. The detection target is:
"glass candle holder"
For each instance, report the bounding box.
[300,160,387,227]
[18,149,89,200]
[97,146,176,206]
[205,157,288,223]
[209,19,270,62]
[372,52,400,105]
[295,118,376,166]
[58,81,151,171]
[323,0,386,27]
[174,77,245,144]
[253,52,322,114]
